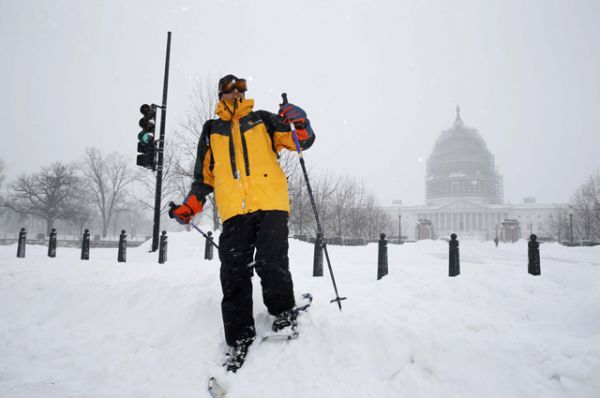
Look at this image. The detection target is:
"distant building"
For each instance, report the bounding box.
[388,107,565,241]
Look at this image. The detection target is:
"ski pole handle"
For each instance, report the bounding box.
[280,93,303,153]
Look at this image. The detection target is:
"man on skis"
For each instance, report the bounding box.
[170,74,316,372]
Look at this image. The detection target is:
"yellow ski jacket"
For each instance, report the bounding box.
[189,98,315,222]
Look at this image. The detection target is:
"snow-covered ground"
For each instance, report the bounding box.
[1,229,599,398]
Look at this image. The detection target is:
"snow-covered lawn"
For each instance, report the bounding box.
[1,231,599,398]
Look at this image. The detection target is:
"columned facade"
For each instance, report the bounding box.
[386,107,564,241]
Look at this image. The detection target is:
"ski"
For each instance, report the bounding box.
[262,329,299,341]
[208,377,227,398]
[207,293,313,397]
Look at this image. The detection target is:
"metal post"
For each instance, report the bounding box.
[17,228,26,258]
[159,230,168,264]
[449,233,460,277]
[151,31,172,252]
[118,230,127,263]
[204,231,214,260]
[569,213,573,246]
[81,229,90,260]
[377,233,388,280]
[398,214,402,244]
[528,234,540,275]
[48,228,57,258]
[313,232,323,277]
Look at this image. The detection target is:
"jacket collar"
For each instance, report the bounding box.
[216,98,254,121]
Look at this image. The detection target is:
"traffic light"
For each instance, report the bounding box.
[136,104,156,170]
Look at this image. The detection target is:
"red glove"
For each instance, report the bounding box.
[292,119,314,141]
[169,194,203,225]
[278,103,314,141]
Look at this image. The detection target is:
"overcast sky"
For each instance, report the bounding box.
[1,0,599,206]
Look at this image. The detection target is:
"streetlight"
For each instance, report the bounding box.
[569,206,574,246]
[529,223,533,236]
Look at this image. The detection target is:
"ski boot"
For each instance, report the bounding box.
[224,336,255,373]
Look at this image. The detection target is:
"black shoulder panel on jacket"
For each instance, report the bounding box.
[190,120,215,203]
[211,119,231,137]
[255,110,291,135]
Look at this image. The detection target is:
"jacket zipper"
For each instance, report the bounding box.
[231,118,249,211]
[240,130,251,176]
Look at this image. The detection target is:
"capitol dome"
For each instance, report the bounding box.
[426,107,503,205]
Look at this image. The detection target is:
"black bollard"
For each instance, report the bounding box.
[528,234,541,276]
[204,231,214,260]
[17,228,26,258]
[449,233,460,277]
[117,230,127,263]
[48,228,57,258]
[159,230,168,264]
[80,229,90,260]
[377,233,388,280]
[313,232,324,277]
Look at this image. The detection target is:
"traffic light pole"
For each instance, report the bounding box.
[151,31,171,252]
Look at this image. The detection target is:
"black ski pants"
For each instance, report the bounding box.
[218,210,295,346]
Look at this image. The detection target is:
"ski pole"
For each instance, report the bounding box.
[168,201,220,249]
[281,93,347,311]
[190,222,219,250]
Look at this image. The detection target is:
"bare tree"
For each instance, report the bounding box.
[175,76,219,158]
[290,171,339,236]
[361,193,393,238]
[118,197,150,237]
[544,207,570,242]
[288,169,393,240]
[63,202,95,237]
[171,76,221,230]
[330,175,358,237]
[347,184,368,238]
[570,171,600,241]
[0,158,6,216]
[6,162,80,235]
[81,148,135,237]
[0,158,5,191]
[285,151,314,235]
[279,150,300,177]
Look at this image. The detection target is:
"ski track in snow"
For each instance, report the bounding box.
[1,231,600,398]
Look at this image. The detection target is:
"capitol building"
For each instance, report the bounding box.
[389,107,564,242]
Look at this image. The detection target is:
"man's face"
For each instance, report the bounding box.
[220,77,247,102]
[221,89,245,102]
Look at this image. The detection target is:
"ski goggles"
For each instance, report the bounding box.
[219,77,247,94]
